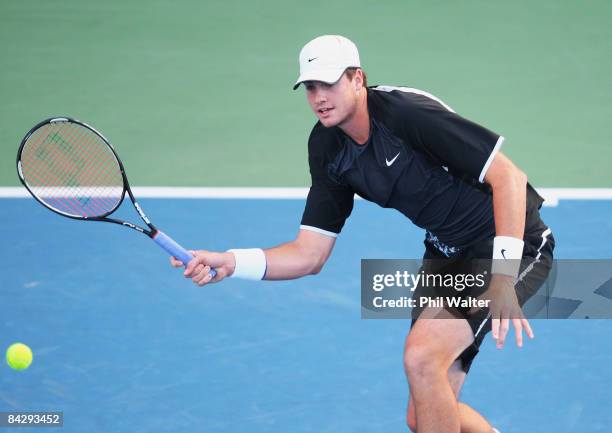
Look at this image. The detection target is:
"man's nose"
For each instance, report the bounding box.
[314,88,327,103]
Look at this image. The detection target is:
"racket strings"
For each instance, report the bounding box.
[43,125,119,215]
[20,121,124,217]
[38,123,123,213]
[25,127,93,200]
[51,124,121,208]
[24,137,121,216]
[22,126,101,214]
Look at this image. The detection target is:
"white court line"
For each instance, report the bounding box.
[1,187,612,206]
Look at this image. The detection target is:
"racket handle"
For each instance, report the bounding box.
[153,231,217,278]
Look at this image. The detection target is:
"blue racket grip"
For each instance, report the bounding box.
[153,231,217,278]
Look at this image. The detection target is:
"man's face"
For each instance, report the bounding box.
[304,73,359,128]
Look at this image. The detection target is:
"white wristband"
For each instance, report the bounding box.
[227,248,267,280]
[491,236,524,278]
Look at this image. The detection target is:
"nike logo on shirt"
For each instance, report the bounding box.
[386,152,400,166]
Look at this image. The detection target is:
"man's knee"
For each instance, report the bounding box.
[404,338,448,382]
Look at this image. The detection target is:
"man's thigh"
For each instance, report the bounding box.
[406,312,475,368]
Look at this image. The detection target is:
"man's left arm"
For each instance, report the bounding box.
[483,151,534,349]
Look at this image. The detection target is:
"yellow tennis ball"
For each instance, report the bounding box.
[6,343,33,371]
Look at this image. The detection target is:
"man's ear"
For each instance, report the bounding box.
[354,71,363,91]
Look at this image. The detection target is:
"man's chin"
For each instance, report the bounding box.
[319,117,339,128]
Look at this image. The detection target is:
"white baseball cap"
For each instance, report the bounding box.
[293,35,361,90]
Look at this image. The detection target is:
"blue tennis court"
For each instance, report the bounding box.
[1,197,611,432]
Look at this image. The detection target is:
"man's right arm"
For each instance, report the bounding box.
[170,228,336,286]
[262,228,336,280]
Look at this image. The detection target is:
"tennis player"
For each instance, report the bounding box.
[172,35,555,433]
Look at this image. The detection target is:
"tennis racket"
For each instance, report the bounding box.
[16,116,216,277]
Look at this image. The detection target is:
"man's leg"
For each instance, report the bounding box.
[403,317,485,433]
[406,360,494,433]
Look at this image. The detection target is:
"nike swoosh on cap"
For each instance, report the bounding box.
[308,57,318,62]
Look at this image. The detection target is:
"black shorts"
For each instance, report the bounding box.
[410,206,556,373]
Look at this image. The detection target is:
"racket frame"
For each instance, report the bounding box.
[16,116,216,276]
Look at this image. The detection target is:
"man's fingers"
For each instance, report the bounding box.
[197,271,214,286]
[497,317,510,349]
[193,266,212,285]
[494,315,533,349]
[190,264,205,282]
[184,256,205,276]
[513,318,523,347]
[491,317,500,340]
[490,302,502,338]
[522,318,534,339]
[169,256,183,268]
[175,250,225,285]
